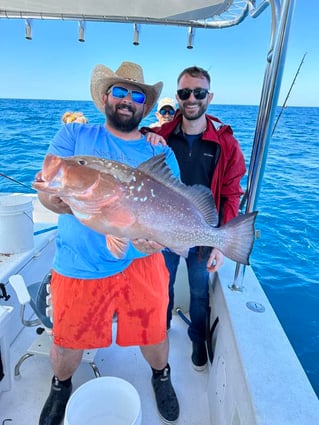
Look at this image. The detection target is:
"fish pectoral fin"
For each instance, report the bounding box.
[106,235,130,259]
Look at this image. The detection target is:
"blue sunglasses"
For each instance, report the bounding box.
[159,108,175,116]
[107,86,146,104]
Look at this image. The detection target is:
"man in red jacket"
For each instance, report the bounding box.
[146,66,246,371]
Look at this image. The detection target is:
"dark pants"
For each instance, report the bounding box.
[163,248,210,344]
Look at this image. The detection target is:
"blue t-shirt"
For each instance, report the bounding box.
[47,123,180,279]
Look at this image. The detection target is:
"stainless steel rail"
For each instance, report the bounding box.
[232,0,296,289]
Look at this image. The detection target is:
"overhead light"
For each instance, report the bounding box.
[133,24,140,46]
[78,20,85,42]
[25,19,32,40]
[187,27,195,49]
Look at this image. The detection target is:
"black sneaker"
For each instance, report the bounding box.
[191,342,208,371]
[39,377,72,425]
[151,365,179,424]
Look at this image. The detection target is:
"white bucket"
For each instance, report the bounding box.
[0,194,34,254]
[64,377,142,425]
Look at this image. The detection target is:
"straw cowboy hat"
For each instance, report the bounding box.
[90,61,163,117]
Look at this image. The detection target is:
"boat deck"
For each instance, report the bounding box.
[1,313,210,425]
[0,194,210,424]
[2,193,319,425]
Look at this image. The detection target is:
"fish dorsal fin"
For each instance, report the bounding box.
[138,154,219,226]
[184,184,219,226]
[138,153,169,174]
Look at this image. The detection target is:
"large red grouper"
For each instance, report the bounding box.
[33,153,257,264]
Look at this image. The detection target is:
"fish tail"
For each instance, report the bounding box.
[218,211,258,265]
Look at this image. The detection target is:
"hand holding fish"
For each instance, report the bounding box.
[132,239,166,254]
[40,192,73,215]
[207,248,224,273]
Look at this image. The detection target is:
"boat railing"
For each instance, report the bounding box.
[232,0,296,290]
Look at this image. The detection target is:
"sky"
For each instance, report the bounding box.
[0,1,318,107]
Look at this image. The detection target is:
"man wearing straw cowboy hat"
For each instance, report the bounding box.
[36,61,180,425]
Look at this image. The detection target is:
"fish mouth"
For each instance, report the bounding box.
[32,154,64,192]
[32,179,48,191]
[32,154,101,196]
[32,154,62,190]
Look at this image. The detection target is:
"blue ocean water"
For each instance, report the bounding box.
[1,99,318,396]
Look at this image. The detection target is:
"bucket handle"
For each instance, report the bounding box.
[24,212,34,224]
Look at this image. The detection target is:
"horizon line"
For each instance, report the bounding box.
[0,97,317,109]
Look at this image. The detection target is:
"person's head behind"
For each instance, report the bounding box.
[62,111,88,124]
[155,97,176,126]
[176,66,214,121]
[90,61,163,132]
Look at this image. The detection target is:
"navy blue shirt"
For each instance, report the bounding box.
[167,127,219,188]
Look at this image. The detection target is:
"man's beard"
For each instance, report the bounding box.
[105,102,143,132]
[179,101,207,121]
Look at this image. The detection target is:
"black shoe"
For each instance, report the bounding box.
[191,342,208,371]
[39,378,72,425]
[152,365,179,424]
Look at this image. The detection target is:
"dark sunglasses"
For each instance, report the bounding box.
[159,108,175,116]
[177,88,209,100]
[107,86,146,104]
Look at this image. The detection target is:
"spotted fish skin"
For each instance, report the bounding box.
[33,153,257,264]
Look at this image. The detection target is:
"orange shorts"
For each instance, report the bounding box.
[51,253,169,349]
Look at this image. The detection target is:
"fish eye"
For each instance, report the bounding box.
[77,159,87,166]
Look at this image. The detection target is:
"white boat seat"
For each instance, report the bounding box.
[8,273,100,379]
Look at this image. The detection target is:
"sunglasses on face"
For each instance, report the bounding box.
[159,108,175,116]
[177,88,209,101]
[107,86,146,104]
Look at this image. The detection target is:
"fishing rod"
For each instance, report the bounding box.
[0,172,35,192]
[239,52,307,212]
[271,52,307,136]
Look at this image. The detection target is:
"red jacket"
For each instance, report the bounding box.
[149,112,246,224]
